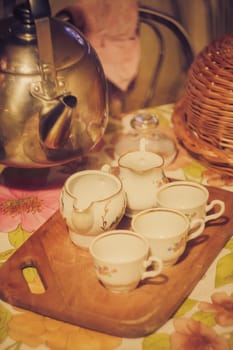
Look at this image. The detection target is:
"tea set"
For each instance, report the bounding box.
[60,150,225,293]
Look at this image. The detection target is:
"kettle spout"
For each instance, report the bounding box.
[39,95,77,149]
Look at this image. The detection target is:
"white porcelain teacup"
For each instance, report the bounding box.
[131,208,205,266]
[60,170,126,249]
[114,150,168,217]
[156,181,225,228]
[89,230,163,293]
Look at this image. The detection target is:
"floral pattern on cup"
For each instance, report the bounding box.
[168,236,186,253]
[153,172,169,188]
[95,264,118,277]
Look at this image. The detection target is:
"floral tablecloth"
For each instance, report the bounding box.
[0,104,233,350]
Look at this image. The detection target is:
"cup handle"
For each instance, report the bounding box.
[141,256,163,279]
[187,218,205,240]
[205,200,225,223]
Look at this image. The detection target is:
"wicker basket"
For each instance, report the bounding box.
[172,34,233,176]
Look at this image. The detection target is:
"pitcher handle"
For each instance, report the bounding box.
[101,163,119,176]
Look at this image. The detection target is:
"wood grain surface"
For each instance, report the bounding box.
[0,186,232,338]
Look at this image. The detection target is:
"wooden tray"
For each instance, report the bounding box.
[0,186,232,338]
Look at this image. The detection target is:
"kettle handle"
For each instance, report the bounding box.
[28,0,51,19]
[28,0,59,99]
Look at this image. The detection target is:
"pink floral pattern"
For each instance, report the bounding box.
[96,264,117,277]
[0,185,61,233]
[171,318,229,350]
[199,292,233,327]
[168,236,186,253]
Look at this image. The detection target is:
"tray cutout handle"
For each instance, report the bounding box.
[21,260,46,294]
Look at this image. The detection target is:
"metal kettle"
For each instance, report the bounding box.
[0,0,108,168]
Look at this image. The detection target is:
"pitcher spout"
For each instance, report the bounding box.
[71,199,94,234]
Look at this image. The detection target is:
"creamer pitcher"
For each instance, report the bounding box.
[118,150,168,217]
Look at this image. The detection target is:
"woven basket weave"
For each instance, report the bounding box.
[172,34,233,176]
